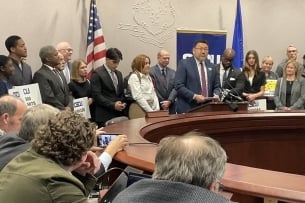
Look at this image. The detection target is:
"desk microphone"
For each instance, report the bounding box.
[222,72,243,102]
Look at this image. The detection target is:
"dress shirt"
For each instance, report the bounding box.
[128,72,160,112]
[196,60,208,95]
[99,152,112,171]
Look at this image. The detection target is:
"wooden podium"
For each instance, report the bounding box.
[190,101,248,113]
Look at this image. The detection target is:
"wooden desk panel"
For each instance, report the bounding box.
[104,111,305,202]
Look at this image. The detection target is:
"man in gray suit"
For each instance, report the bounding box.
[5,35,32,86]
[113,132,233,203]
[33,46,71,110]
[150,50,176,114]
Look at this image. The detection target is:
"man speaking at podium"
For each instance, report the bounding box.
[216,48,245,100]
[175,40,220,113]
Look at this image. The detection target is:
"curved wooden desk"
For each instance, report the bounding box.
[104,111,305,203]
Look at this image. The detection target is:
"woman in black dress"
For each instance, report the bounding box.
[242,50,266,104]
[69,59,95,120]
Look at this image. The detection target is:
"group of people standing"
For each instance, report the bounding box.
[1,36,305,128]
[175,40,305,112]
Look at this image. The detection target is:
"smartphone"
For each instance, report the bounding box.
[97,134,119,147]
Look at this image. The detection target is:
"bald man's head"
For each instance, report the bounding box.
[157,49,170,68]
[222,48,235,68]
[153,132,227,190]
[56,41,73,62]
[0,95,27,134]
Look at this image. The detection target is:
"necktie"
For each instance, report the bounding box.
[161,68,166,79]
[53,69,63,86]
[223,69,228,87]
[200,62,207,97]
[111,71,118,92]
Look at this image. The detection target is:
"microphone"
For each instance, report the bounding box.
[226,89,243,102]
[220,88,239,112]
[222,70,243,102]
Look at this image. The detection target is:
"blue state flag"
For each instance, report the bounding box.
[232,0,244,68]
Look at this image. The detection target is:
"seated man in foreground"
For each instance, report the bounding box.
[113,132,233,203]
[0,111,100,202]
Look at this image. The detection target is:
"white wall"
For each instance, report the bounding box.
[0,0,304,77]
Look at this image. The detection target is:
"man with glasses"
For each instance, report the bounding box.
[276,45,303,77]
[216,48,244,97]
[56,41,73,83]
[91,48,127,127]
[175,40,220,113]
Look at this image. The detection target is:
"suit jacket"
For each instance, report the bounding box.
[149,65,177,114]
[175,57,220,113]
[0,134,30,171]
[33,65,70,110]
[0,148,96,203]
[216,64,244,95]
[113,179,234,203]
[273,77,305,110]
[91,65,126,124]
[8,58,32,86]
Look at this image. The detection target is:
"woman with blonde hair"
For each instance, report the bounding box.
[128,54,159,118]
[273,60,305,110]
[242,50,266,103]
[69,59,95,120]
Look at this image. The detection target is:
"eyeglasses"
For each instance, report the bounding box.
[194,47,209,51]
[287,50,297,53]
[60,48,73,52]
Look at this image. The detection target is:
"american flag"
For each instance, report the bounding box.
[86,0,106,79]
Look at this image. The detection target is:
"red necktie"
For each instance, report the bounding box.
[200,62,207,97]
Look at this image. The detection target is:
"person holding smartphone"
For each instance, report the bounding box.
[92,128,128,173]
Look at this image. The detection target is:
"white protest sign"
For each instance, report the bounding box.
[248,98,267,111]
[8,83,42,108]
[73,97,91,119]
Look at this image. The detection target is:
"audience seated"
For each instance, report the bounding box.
[0,111,100,202]
[274,60,305,110]
[113,131,234,203]
[128,54,159,119]
[0,56,14,96]
[0,104,59,171]
[0,95,26,135]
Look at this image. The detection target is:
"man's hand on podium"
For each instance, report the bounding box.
[193,94,206,103]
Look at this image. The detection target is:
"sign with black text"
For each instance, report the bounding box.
[8,83,42,108]
[73,97,91,119]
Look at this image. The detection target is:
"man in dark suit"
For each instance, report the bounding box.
[217,48,244,98]
[91,48,127,127]
[175,40,221,113]
[5,35,32,86]
[150,49,176,114]
[113,132,233,203]
[33,45,71,110]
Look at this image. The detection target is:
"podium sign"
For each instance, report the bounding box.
[248,99,267,111]
[8,83,42,108]
[73,97,91,119]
